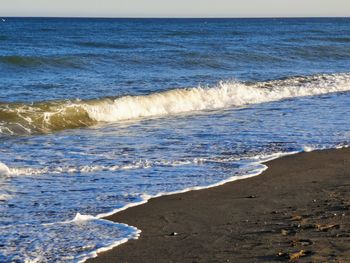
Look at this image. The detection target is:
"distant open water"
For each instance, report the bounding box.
[0,18,350,262]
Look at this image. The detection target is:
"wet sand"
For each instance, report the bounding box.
[88,148,350,262]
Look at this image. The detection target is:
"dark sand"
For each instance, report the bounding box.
[88,148,350,262]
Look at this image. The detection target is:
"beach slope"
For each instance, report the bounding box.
[89,148,350,262]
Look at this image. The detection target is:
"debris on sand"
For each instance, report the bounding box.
[314,224,340,231]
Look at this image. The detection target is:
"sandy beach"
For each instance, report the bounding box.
[2,16,350,262]
[88,148,350,262]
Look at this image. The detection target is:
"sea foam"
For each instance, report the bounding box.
[0,162,10,177]
[85,73,350,122]
[0,73,350,135]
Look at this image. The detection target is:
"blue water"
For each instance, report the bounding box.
[0,18,350,262]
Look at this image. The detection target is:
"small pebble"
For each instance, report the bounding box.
[247,195,257,199]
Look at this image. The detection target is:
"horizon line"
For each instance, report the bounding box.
[1,16,349,19]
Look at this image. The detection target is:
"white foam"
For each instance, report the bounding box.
[72,213,96,222]
[4,158,207,177]
[303,145,316,152]
[1,73,349,136]
[78,226,141,263]
[0,194,12,201]
[3,162,148,177]
[0,162,10,177]
[84,73,350,122]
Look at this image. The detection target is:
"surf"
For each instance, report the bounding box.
[1,72,350,135]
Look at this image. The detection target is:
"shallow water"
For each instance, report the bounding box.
[0,18,350,262]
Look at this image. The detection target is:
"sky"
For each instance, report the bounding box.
[0,0,349,18]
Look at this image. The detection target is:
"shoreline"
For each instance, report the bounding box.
[88,148,350,262]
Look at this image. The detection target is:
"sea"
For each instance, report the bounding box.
[0,18,350,262]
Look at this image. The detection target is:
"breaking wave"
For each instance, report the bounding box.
[1,72,350,135]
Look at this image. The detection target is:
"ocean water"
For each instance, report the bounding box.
[1,18,350,262]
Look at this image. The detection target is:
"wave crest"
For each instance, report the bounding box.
[1,72,350,135]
